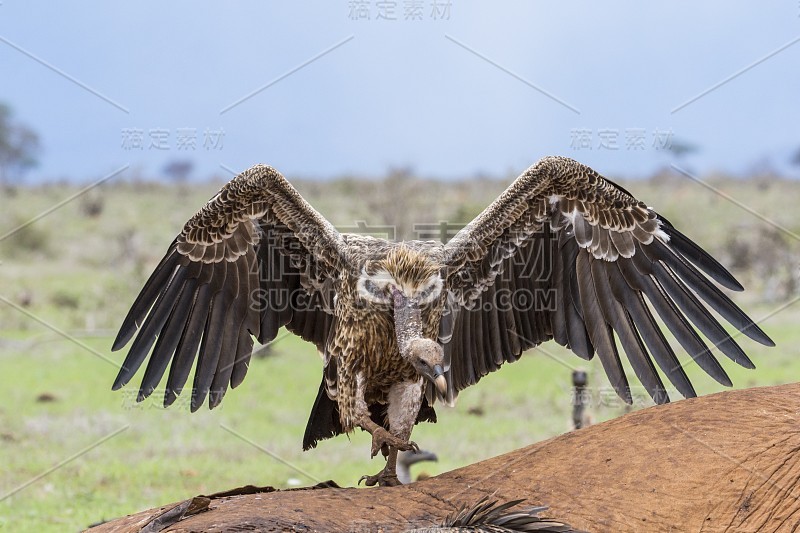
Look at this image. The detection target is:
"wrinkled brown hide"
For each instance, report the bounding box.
[90,383,800,532]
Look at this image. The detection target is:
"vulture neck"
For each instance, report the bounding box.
[393,290,423,358]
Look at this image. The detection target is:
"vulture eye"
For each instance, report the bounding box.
[365,279,380,295]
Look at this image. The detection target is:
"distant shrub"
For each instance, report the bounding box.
[79,192,104,218]
[0,218,52,258]
[725,225,798,302]
[50,290,80,310]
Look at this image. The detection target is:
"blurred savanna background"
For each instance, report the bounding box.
[1,2,800,531]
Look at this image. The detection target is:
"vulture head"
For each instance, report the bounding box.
[405,337,447,395]
[357,247,447,395]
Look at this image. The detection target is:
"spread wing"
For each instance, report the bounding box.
[439,156,774,405]
[111,164,346,411]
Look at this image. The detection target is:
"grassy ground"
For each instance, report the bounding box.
[1,170,798,531]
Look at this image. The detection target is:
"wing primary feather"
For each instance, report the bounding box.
[438,298,456,345]
[448,305,466,389]
[653,261,754,369]
[228,250,259,390]
[659,218,743,291]
[112,265,189,390]
[518,241,543,348]
[301,307,317,342]
[257,242,298,343]
[481,291,498,373]
[550,228,569,347]
[112,249,181,351]
[230,323,254,389]
[137,276,198,401]
[643,239,773,346]
[562,239,594,360]
[473,303,489,379]
[191,260,235,412]
[590,255,666,403]
[290,305,308,338]
[208,322,238,409]
[484,283,504,366]
[276,252,299,327]
[606,262,695,399]
[191,296,225,412]
[507,258,533,353]
[493,282,514,360]
[164,283,212,407]
[536,229,557,340]
[621,255,732,387]
[464,307,479,385]
[210,257,250,408]
[504,298,522,357]
[576,252,632,404]
[459,307,473,387]
[256,242,281,343]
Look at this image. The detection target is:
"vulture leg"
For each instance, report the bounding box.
[359,448,401,487]
[359,380,423,487]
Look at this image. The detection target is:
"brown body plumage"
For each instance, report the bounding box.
[112,156,773,487]
[329,243,445,429]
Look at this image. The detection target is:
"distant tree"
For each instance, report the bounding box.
[791,146,800,167]
[0,103,41,188]
[668,138,699,160]
[163,159,194,183]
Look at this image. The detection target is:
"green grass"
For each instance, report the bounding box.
[1,173,799,531]
[2,305,797,531]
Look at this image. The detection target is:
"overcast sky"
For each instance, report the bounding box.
[1,1,799,182]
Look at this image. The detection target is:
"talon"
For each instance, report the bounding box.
[359,471,400,487]
[370,427,418,456]
[378,474,400,486]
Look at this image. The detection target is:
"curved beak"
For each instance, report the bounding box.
[433,364,447,395]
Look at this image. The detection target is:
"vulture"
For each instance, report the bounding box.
[112,156,773,486]
[397,449,438,484]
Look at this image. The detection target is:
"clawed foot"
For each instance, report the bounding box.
[359,469,401,487]
[370,427,418,458]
